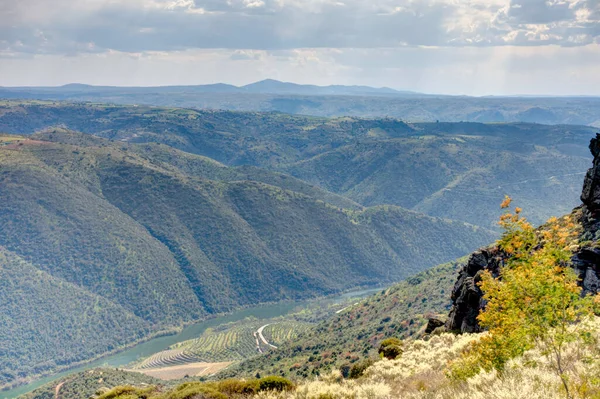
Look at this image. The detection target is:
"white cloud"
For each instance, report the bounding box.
[0,0,598,56]
[0,0,598,92]
[244,0,266,8]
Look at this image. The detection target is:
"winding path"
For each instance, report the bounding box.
[54,379,72,399]
[256,324,278,351]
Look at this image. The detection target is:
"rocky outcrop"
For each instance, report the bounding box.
[572,247,600,295]
[445,248,505,333]
[445,132,600,334]
[573,134,600,295]
[425,317,446,334]
[580,133,600,229]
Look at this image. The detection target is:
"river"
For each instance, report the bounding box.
[1,288,382,399]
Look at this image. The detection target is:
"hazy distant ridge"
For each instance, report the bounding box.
[1,79,417,97]
[1,81,599,127]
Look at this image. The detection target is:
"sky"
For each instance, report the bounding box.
[0,0,599,95]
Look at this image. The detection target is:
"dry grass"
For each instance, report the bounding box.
[257,318,600,399]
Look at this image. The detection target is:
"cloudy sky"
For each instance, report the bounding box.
[0,0,599,95]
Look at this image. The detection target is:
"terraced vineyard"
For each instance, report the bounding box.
[134,320,310,370]
[261,322,310,346]
[135,349,202,370]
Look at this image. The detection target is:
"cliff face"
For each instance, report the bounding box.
[445,133,600,333]
[574,132,600,295]
[445,248,503,333]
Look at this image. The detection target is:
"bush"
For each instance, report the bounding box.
[349,359,374,379]
[257,376,294,392]
[339,363,351,379]
[166,382,227,399]
[97,386,138,399]
[378,338,403,360]
[96,386,156,399]
[215,378,259,395]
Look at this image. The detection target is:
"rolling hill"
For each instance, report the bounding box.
[0,102,593,228]
[4,99,598,399]
[0,248,153,388]
[1,82,599,126]
[0,130,495,390]
[281,125,592,228]
[0,101,595,390]
[0,80,411,97]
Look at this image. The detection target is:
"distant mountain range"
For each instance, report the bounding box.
[1,79,420,97]
[1,80,599,127]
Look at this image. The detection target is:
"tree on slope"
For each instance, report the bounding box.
[451,197,599,399]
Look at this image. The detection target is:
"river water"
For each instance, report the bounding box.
[1,288,382,399]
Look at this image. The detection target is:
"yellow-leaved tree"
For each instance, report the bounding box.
[450,196,598,399]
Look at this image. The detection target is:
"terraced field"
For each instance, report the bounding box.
[261,322,310,346]
[135,349,202,370]
[133,320,310,371]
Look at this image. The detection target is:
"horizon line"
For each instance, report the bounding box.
[0,79,599,98]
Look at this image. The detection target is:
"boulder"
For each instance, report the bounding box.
[425,318,445,334]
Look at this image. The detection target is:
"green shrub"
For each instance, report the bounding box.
[97,386,138,399]
[215,378,259,395]
[339,363,351,379]
[257,376,294,392]
[165,382,227,399]
[96,386,156,399]
[379,338,402,347]
[378,338,403,360]
[450,201,596,399]
[349,359,374,379]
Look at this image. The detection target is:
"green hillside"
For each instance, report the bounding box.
[0,102,592,228]
[1,88,599,126]
[284,132,589,228]
[0,131,494,389]
[4,103,598,399]
[1,101,593,391]
[19,369,165,399]
[0,137,207,323]
[0,249,153,390]
[17,259,461,399]
[219,260,461,379]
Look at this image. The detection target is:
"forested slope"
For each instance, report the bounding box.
[1,101,593,389]
[0,249,152,389]
[220,260,461,380]
[0,131,494,389]
[0,102,592,228]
